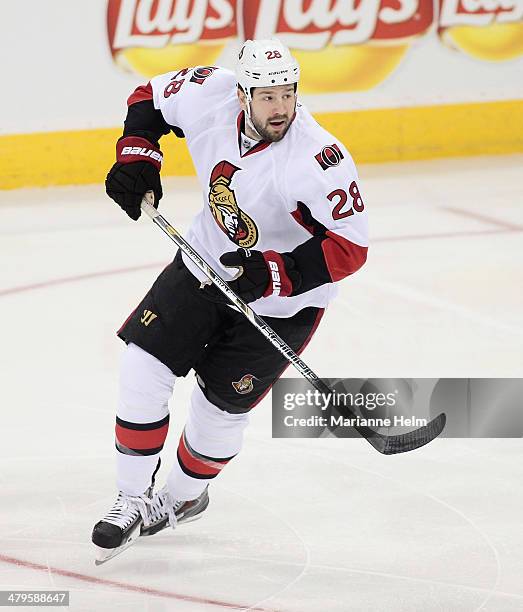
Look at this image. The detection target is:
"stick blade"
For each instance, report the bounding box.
[374,412,447,455]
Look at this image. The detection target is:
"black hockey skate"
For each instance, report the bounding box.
[92,486,174,565]
[92,485,209,565]
[176,485,210,525]
[142,485,210,537]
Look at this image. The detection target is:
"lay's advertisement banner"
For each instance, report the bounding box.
[2,0,523,132]
[107,0,523,95]
[1,1,523,188]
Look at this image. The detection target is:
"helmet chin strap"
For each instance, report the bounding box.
[244,98,263,141]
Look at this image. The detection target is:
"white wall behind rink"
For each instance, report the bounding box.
[2,1,523,135]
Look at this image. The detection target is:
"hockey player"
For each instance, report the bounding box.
[92,39,368,563]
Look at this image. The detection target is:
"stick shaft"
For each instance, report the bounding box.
[140,195,447,454]
[141,198,332,396]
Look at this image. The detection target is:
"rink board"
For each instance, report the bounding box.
[2,99,523,190]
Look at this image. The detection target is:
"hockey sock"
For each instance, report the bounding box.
[167,385,249,500]
[116,343,175,495]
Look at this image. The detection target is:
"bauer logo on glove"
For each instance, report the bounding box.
[219,249,301,303]
[106,135,163,221]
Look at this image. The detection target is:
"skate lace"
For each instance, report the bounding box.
[145,487,177,530]
[103,492,150,530]
[103,488,180,531]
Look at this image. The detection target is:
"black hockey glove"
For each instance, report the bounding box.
[219,249,301,303]
[105,136,163,220]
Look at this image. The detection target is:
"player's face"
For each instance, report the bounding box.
[241,85,296,142]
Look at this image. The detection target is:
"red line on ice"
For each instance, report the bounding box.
[372,228,515,243]
[0,262,165,298]
[0,553,271,611]
[442,206,523,231]
[1,224,520,299]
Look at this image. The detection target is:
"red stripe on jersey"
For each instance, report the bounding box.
[177,434,229,477]
[115,422,169,450]
[243,140,270,157]
[322,231,368,282]
[236,111,243,140]
[291,208,315,235]
[127,82,153,106]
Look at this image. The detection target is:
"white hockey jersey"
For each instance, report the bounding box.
[145,66,368,318]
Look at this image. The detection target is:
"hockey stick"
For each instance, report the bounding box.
[140,193,446,454]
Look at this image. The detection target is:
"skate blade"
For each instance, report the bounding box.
[94,526,141,565]
[140,512,203,539]
[178,512,204,527]
[94,514,205,564]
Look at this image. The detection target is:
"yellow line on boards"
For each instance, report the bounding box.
[0,129,195,191]
[1,100,522,190]
[322,99,523,163]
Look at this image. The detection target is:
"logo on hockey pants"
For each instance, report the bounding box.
[140,310,157,326]
[232,374,256,394]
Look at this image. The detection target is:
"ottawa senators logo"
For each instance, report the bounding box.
[315,144,344,170]
[208,161,258,248]
[232,374,255,395]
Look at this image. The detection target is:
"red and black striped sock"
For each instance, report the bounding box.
[176,430,236,480]
[115,414,170,456]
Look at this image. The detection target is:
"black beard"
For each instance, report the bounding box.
[252,116,291,142]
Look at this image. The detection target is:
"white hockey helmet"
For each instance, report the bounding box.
[236,39,300,104]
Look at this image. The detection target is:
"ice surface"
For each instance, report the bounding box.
[1,155,522,611]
